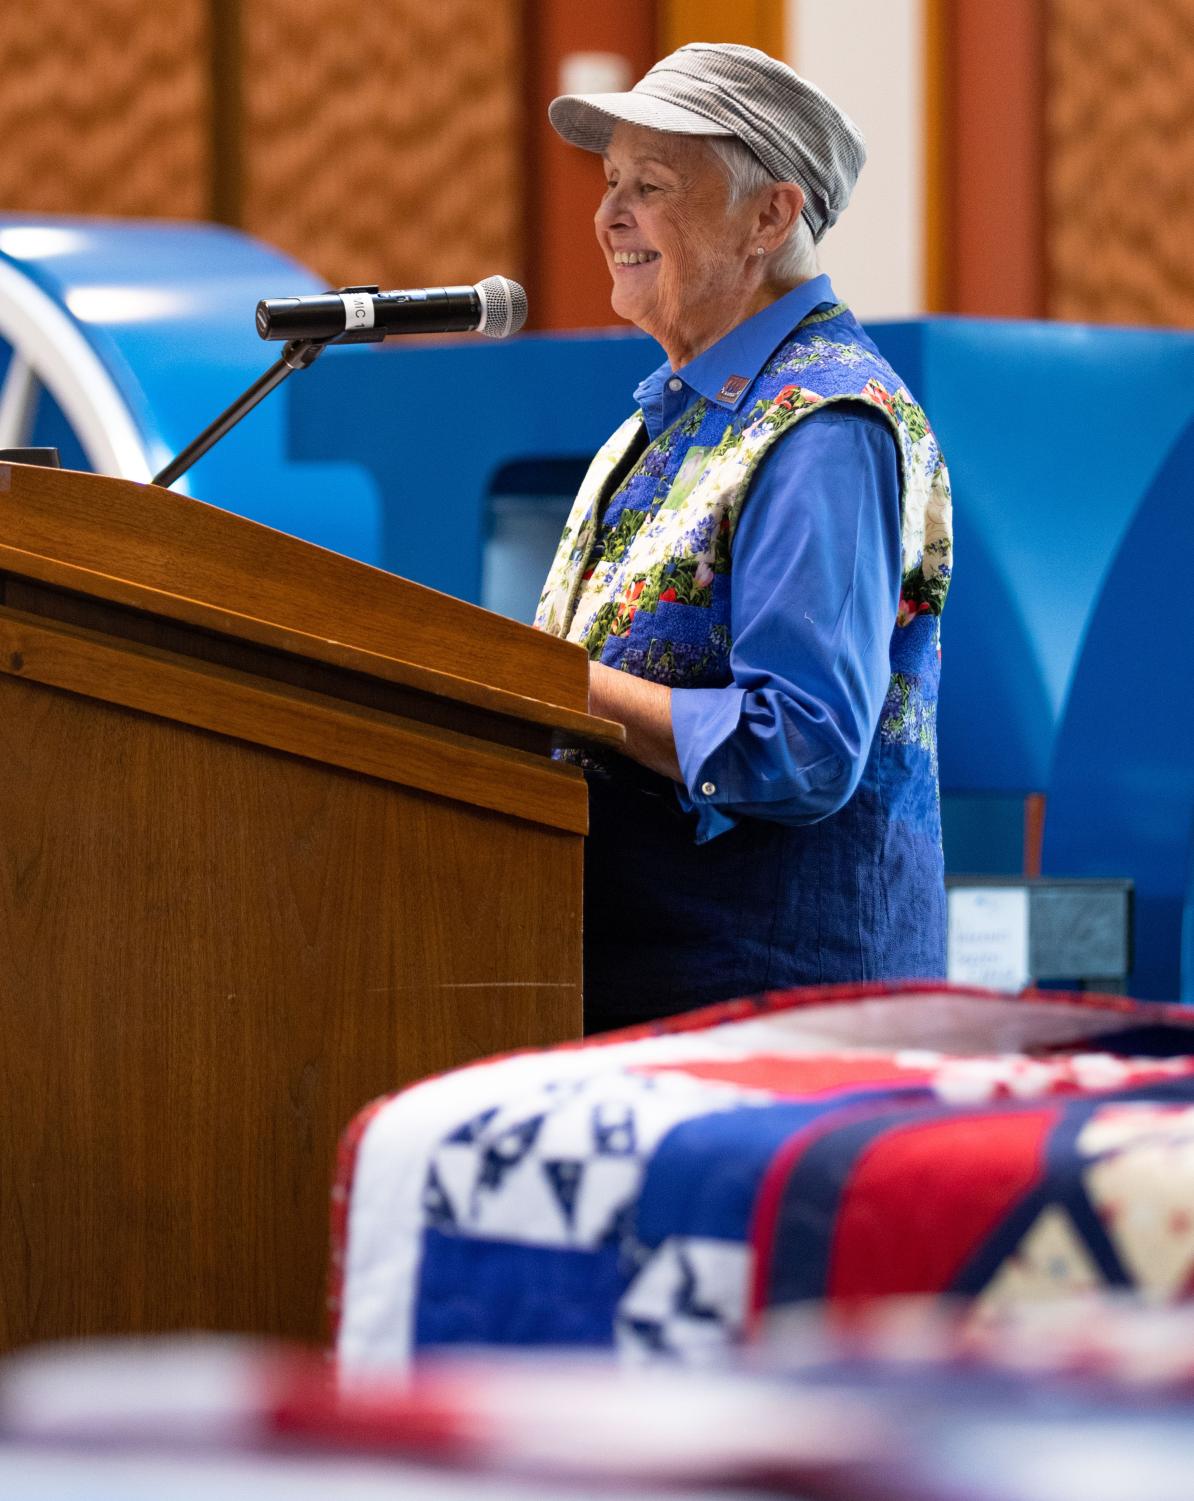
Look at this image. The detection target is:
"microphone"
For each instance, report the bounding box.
[255,275,528,343]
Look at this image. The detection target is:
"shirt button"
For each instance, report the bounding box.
[700,781,717,796]
[667,377,683,392]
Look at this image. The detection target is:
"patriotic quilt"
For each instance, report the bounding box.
[333,983,1194,1371]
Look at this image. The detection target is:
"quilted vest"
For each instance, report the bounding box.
[535,303,954,1025]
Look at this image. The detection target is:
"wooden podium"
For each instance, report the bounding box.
[0,461,620,1351]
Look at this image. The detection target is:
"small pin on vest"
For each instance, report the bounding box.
[716,374,750,405]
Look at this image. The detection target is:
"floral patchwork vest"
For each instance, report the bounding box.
[535,303,955,1023]
[536,305,951,695]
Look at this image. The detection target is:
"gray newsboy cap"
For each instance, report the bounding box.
[549,42,866,243]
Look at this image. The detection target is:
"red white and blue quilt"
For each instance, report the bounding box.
[333,983,1194,1370]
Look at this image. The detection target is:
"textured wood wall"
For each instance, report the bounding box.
[239,0,524,287]
[1046,0,1194,327]
[0,0,211,218]
[0,0,524,291]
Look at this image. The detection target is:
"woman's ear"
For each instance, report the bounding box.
[757,182,805,253]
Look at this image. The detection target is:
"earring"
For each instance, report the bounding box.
[755,247,766,256]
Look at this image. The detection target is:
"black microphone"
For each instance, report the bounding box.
[255,275,528,343]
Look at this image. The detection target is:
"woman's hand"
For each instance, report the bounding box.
[588,661,682,782]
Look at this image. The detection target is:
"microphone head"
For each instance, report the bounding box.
[475,275,528,339]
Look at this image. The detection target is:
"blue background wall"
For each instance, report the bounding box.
[4,218,1193,999]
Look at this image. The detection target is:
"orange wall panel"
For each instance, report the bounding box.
[949,0,1046,318]
[659,0,784,55]
[523,1,659,330]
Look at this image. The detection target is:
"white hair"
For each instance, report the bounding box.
[705,136,820,285]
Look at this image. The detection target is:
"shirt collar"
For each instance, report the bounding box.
[683,274,837,407]
[635,274,837,416]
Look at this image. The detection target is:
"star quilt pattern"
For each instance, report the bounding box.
[333,983,1194,1369]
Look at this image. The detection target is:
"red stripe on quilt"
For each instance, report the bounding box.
[746,1103,901,1331]
[632,1054,936,1095]
[826,1108,1058,1299]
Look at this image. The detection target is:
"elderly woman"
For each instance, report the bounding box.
[534,43,953,1033]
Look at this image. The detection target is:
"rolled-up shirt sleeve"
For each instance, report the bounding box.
[670,405,902,843]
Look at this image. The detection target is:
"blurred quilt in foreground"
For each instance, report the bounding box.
[334,984,1194,1369]
[7,1304,1194,1499]
[7,1305,1194,1499]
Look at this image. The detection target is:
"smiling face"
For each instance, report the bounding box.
[595,123,772,368]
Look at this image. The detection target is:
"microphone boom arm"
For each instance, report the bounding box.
[152,337,330,491]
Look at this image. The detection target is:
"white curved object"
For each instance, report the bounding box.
[0,256,153,481]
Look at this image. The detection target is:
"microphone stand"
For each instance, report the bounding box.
[152,337,331,490]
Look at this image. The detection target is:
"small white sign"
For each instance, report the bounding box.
[947,886,1031,992]
[559,51,633,95]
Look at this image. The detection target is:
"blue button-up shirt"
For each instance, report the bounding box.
[632,276,903,842]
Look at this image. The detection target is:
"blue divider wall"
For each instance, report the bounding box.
[288,332,659,600]
[0,214,380,560]
[295,318,1194,1000]
[895,319,1194,798]
[1042,413,1194,1000]
[3,214,1193,997]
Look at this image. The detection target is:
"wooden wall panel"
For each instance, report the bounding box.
[239,0,524,289]
[0,0,210,218]
[1046,0,1194,328]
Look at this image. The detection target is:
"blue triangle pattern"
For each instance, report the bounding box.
[421,1163,457,1229]
[542,1159,584,1225]
[477,1114,545,1190]
[444,1105,500,1145]
[592,1101,637,1156]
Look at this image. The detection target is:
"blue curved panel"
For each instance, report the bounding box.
[1043,413,1194,1000]
[932,514,1054,794]
[288,328,660,600]
[869,317,1194,794]
[6,229,1194,995]
[0,214,382,562]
